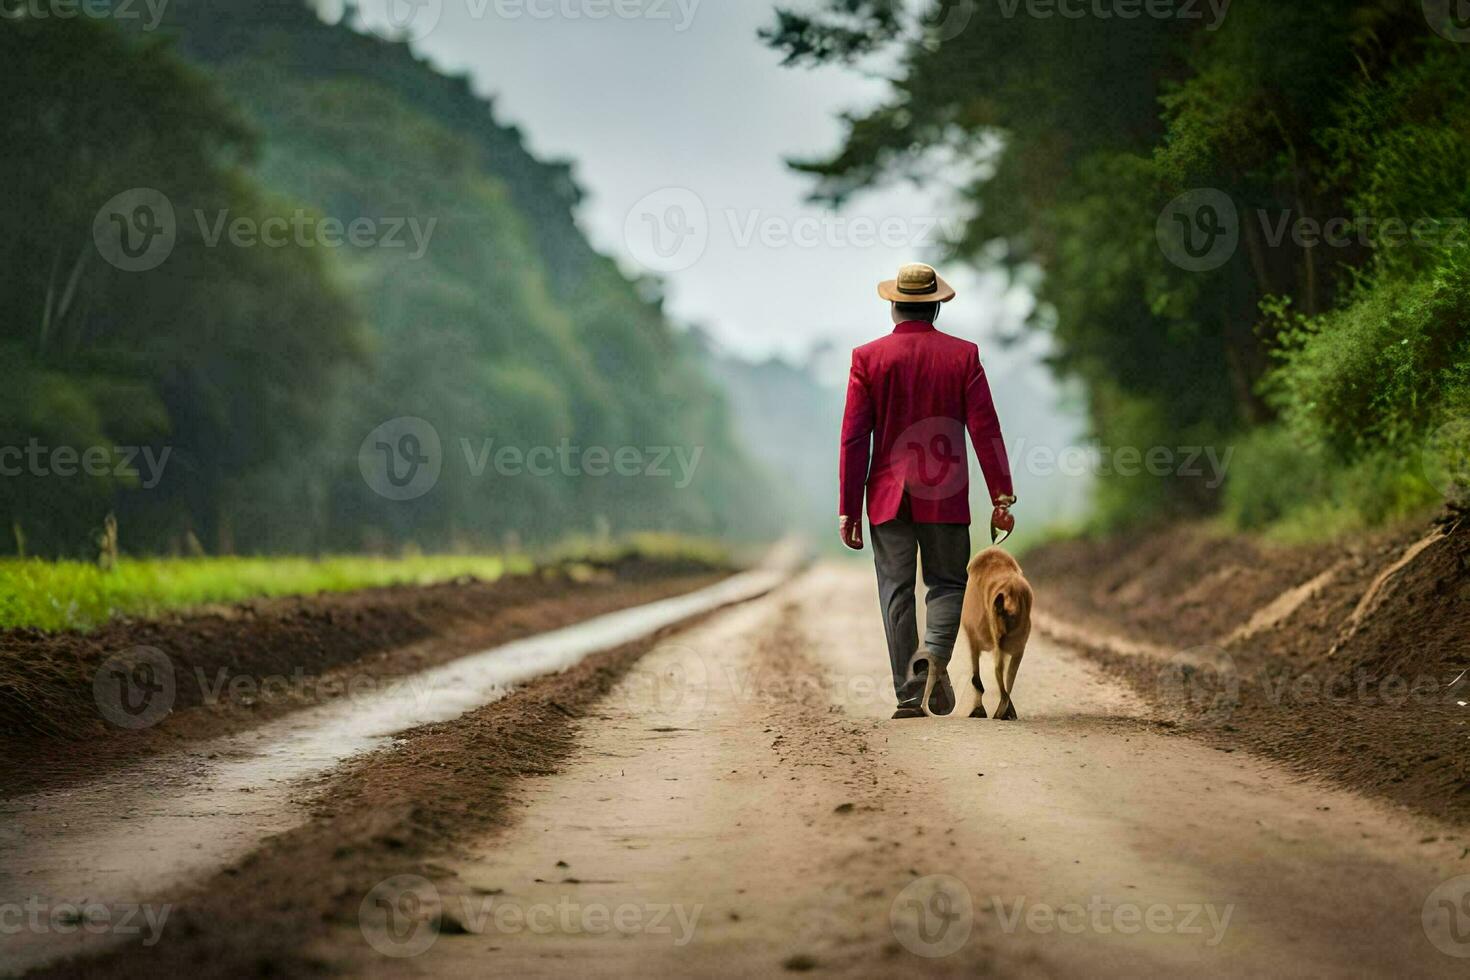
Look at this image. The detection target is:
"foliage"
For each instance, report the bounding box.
[2,2,779,557]
[765,0,1469,536]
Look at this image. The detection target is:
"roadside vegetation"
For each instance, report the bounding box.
[3,4,779,562]
[0,534,730,633]
[766,1,1470,539]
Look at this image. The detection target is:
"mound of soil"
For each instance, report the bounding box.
[1026,506,1470,824]
[0,564,727,796]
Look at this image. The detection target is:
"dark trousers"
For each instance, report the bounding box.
[869,502,970,710]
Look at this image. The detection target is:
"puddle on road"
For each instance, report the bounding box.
[0,571,783,976]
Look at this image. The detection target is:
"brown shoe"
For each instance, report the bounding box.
[891,705,925,719]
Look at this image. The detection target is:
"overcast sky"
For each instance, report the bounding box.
[337,1,1037,365]
[330,0,1088,517]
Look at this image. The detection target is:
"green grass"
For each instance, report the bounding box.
[0,534,738,633]
[0,553,535,633]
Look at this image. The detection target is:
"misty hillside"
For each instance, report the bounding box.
[2,1,785,556]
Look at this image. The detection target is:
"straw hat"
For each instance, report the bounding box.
[877,262,956,303]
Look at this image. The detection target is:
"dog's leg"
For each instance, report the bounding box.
[967,642,987,718]
[996,651,1022,721]
[992,651,1012,721]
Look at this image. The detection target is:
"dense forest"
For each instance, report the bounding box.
[767,0,1470,537]
[2,0,782,557]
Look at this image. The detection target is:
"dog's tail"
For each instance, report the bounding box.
[908,647,941,718]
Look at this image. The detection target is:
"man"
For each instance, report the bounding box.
[838,263,1016,719]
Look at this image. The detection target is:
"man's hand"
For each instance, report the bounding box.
[990,495,1017,544]
[839,515,864,551]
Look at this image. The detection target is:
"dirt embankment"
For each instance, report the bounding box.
[0,559,728,797]
[1024,506,1470,824]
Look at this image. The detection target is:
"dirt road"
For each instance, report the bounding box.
[8,562,1469,977]
[323,563,1465,977]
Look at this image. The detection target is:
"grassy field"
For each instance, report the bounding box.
[0,554,530,632]
[0,534,735,632]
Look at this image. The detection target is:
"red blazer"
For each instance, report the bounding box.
[839,320,1013,526]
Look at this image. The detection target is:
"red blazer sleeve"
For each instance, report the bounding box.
[964,347,1014,504]
[838,349,874,519]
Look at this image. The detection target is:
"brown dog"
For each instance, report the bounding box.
[919,547,1033,720]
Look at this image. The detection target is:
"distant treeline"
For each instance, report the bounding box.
[767,0,1470,537]
[2,0,779,558]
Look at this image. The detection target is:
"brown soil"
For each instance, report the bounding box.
[0,565,727,798]
[1024,505,1470,825]
[25,611,716,980]
[18,565,1467,978]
